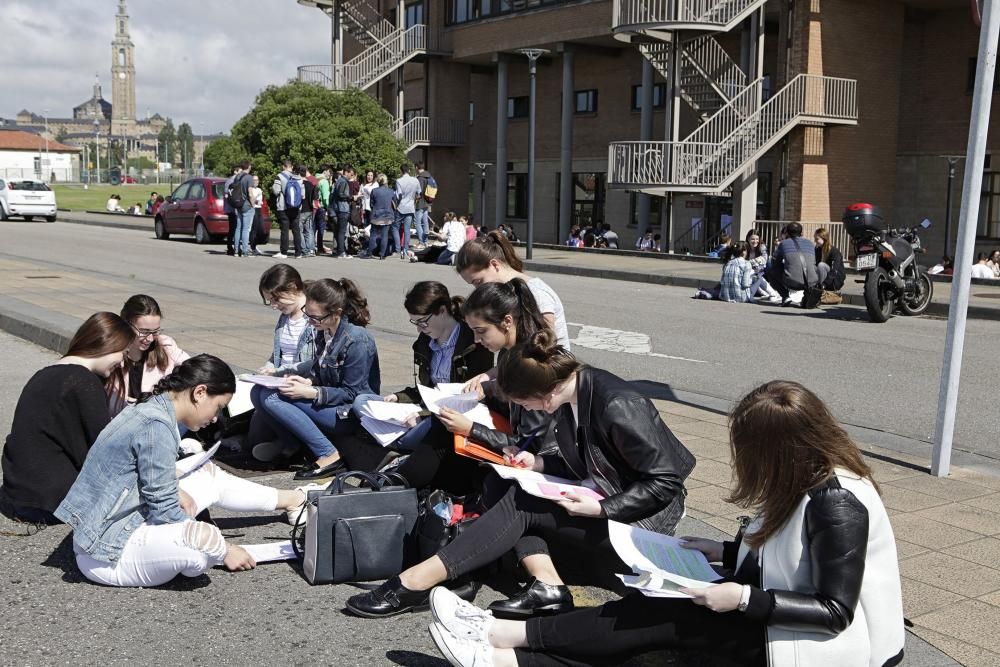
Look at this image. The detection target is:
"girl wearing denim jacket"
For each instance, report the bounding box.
[246,265,317,458]
[55,355,316,588]
[250,278,380,481]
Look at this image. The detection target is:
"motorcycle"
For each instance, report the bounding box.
[842,203,934,323]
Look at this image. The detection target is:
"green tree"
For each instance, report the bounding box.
[55,126,69,143]
[157,118,176,164]
[228,82,407,186]
[177,123,195,169]
[202,136,244,176]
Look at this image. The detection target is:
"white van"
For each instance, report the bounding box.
[0,178,57,222]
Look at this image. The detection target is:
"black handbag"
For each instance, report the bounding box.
[293,471,418,585]
[412,490,480,564]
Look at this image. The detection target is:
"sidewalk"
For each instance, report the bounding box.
[0,252,992,664]
[49,210,1000,321]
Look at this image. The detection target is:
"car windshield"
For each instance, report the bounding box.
[11,181,50,191]
[211,182,225,199]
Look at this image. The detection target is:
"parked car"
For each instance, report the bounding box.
[154,177,271,244]
[0,178,57,222]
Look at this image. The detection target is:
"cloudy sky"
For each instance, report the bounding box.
[2,0,332,134]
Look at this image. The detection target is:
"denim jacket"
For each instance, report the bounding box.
[265,313,317,375]
[54,394,188,563]
[286,317,381,407]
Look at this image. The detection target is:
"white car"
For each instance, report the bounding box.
[0,178,57,222]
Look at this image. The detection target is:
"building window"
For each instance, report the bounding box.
[469,101,475,123]
[507,96,529,119]
[507,173,528,218]
[447,0,581,25]
[630,83,666,111]
[979,171,1000,239]
[574,89,598,114]
[556,172,606,229]
[404,107,425,123]
[405,1,424,27]
[628,193,664,227]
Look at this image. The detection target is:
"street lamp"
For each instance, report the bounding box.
[519,48,548,260]
[940,155,964,254]
[121,119,128,180]
[475,162,492,230]
[93,119,101,184]
[43,108,50,181]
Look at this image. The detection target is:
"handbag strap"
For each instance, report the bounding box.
[329,470,393,494]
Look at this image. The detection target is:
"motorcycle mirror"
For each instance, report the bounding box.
[920,218,932,229]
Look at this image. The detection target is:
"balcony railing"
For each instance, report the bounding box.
[395,117,467,151]
[613,0,768,33]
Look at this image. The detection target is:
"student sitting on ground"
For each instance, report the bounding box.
[972,252,996,279]
[436,213,469,266]
[814,227,846,300]
[249,278,380,481]
[106,194,125,213]
[113,294,190,415]
[0,312,134,524]
[55,355,319,588]
[766,221,819,306]
[426,381,905,667]
[928,255,954,276]
[719,241,754,303]
[346,331,694,620]
[351,281,494,493]
[247,264,317,460]
[745,229,781,303]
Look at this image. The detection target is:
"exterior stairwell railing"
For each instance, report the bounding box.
[341,0,397,47]
[680,34,747,101]
[613,0,768,31]
[298,24,426,90]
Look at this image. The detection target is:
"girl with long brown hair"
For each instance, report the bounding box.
[813,227,846,293]
[116,294,190,413]
[424,381,904,667]
[0,312,135,524]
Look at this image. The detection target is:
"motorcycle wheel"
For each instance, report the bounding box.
[899,270,934,316]
[864,267,895,323]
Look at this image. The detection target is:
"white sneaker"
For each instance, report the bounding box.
[429,622,493,667]
[430,586,494,643]
[285,483,326,526]
[272,252,288,259]
[765,294,783,304]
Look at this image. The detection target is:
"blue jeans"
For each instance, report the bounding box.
[436,248,456,265]
[297,210,315,254]
[236,207,255,255]
[250,385,353,459]
[396,212,414,253]
[352,393,432,452]
[413,209,429,244]
[335,210,351,256]
[368,223,392,258]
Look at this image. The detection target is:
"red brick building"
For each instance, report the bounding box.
[297,0,998,258]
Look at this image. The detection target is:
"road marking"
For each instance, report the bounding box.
[567,323,709,364]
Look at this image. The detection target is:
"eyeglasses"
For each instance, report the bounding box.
[133,327,161,339]
[301,306,333,324]
[408,313,433,328]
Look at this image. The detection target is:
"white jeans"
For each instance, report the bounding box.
[75,462,279,587]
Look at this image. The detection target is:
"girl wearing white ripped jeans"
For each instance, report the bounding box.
[56,354,316,588]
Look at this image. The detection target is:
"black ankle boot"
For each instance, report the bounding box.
[345,576,430,618]
[487,578,574,619]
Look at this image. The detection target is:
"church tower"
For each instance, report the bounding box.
[111,0,136,135]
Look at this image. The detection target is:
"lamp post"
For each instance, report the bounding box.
[940,155,964,255]
[93,119,101,184]
[519,48,548,260]
[121,119,127,181]
[43,108,50,181]
[475,162,492,230]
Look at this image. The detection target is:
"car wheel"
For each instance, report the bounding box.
[46,215,57,222]
[0,204,8,221]
[154,217,170,240]
[194,220,210,244]
[24,215,34,222]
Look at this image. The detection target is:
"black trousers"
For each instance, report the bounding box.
[276,209,291,255]
[396,419,486,496]
[515,593,765,667]
[226,211,238,254]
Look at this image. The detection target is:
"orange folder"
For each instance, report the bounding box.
[453,411,513,465]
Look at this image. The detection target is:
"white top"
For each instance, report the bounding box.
[361,182,377,212]
[443,219,466,252]
[527,277,570,350]
[971,263,995,279]
[278,316,308,366]
[249,186,263,208]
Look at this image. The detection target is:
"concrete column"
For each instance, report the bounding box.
[732,8,766,241]
[558,46,575,244]
[495,58,509,230]
[636,56,654,237]
[396,68,405,123]
[332,1,344,88]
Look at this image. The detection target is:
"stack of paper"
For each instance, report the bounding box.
[607,521,722,598]
[356,400,423,447]
[418,384,481,415]
[238,374,290,389]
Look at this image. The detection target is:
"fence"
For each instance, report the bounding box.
[1,168,78,183]
[752,221,851,259]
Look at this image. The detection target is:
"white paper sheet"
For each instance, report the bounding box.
[237,374,289,389]
[359,400,422,424]
[176,441,220,479]
[242,540,297,563]
[226,380,255,417]
[607,520,721,598]
[487,464,605,502]
[417,384,480,415]
[360,415,409,447]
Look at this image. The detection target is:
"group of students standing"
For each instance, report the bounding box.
[0,230,905,666]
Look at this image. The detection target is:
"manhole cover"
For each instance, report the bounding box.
[25,275,62,279]
[973,292,1000,299]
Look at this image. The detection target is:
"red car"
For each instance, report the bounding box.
[154,177,271,244]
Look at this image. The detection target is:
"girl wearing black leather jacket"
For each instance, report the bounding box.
[425,381,905,667]
[346,331,694,623]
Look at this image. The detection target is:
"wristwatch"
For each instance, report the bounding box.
[737,585,752,613]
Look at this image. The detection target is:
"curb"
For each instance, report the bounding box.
[523,260,1000,322]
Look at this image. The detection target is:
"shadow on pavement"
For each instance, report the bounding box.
[385,650,450,666]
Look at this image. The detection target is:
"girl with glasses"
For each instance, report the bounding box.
[351,281,493,493]
[249,278,380,481]
[115,294,190,415]
[1,312,135,524]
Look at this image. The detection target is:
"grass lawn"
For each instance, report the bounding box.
[53,184,168,211]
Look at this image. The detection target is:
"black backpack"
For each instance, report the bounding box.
[228,173,247,209]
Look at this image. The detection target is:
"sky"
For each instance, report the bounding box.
[2,0,333,135]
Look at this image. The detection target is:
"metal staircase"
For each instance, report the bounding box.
[613,0,769,36]
[608,74,858,193]
[394,117,467,152]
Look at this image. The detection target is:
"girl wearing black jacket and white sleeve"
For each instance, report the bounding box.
[425,381,905,667]
[346,332,695,621]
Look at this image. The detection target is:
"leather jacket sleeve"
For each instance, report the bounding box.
[597,398,689,525]
[757,484,869,634]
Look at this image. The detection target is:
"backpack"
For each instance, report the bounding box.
[284,177,303,208]
[228,173,247,209]
[423,174,438,203]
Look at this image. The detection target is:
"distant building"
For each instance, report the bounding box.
[0,129,81,182]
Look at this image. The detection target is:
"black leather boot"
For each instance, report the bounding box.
[345,576,430,618]
[487,578,574,619]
